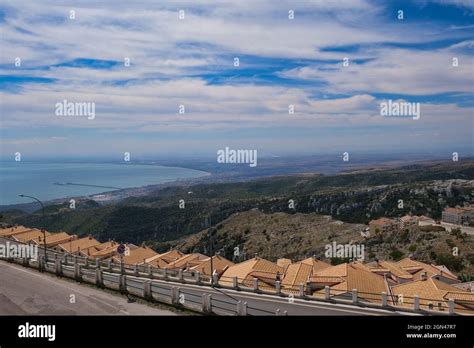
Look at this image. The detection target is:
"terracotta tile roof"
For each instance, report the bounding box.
[13,229,51,243]
[0,226,34,237]
[277,258,292,270]
[371,261,413,281]
[85,241,119,258]
[218,257,284,289]
[117,245,158,265]
[301,257,331,272]
[396,258,459,282]
[444,292,474,302]
[312,262,389,304]
[391,278,472,311]
[309,276,345,285]
[165,253,208,270]
[57,236,101,254]
[189,255,234,276]
[144,249,185,268]
[32,232,76,247]
[282,262,313,288]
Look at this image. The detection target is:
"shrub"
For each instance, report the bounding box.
[435,254,464,272]
[390,248,404,261]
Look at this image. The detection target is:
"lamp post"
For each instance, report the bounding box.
[207,215,216,286]
[19,195,46,261]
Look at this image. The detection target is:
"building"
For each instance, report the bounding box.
[369,260,414,284]
[12,229,51,243]
[189,255,234,276]
[218,257,284,290]
[31,232,76,248]
[369,218,399,234]
[144,249,185,268]
[309,262,391,304]
[391,276,474,313]
[280,256,330,294]
[0,225,34,238]
[80,240,119,259]
[396,258,459,284]
[113,244,158,265]
[56,236,101,255]
[164,253,208,270]
[442,206,474,225]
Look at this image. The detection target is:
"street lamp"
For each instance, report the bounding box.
[19,195,46,261]
[207,215,216,286]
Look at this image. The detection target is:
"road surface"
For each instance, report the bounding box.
[0,261,176,315]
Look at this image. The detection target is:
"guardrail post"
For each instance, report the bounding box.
[171,287,179,304]
[324,286,330,300]
[237,301,248,316]
[448,299,455,315]
[120,260,125,275]
[381,292,388,307]
[275,309,280,316]
[63,254,68,264]
[95,268,103,287]
[414,295,420,311]
[233,276,238,289]
[108,259,113,271]
[95,259,100,269]
[253,278,259,292]
[299,283,305,297]
[163,269,168,280]
[119,275,127,293]
[55,259,63,276]
[352,289,358,304]
[202,293,212,313]
[148,265,153,278]
[212,273,218,286]
[195,271,201,284]
[38,255,45,272]
[74,257,82,282]
[178,269,184,282]
[134,264,139,276]
[275,281,281,295]
[23,256,29,267]
[143,280,152,300]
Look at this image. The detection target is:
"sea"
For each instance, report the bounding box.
[0,162,209,205]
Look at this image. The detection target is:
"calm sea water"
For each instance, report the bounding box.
[0,162,208,205]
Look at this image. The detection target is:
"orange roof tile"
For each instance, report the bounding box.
[58,236,100,254]
[32,232,76,247]
[13,229,51,243]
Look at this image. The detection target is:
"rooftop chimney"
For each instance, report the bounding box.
[421,271,428,281]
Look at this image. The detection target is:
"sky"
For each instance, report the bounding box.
[0,0,473,160]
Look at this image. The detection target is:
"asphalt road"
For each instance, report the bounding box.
[0,261,175,315]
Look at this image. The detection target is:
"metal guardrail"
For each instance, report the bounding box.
[1,236,472,315]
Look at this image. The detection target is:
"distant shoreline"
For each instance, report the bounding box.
[0,162,211,211]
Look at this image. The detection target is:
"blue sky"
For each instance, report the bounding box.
[0,0,473,159]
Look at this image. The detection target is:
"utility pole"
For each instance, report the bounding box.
[19,195,46,261]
